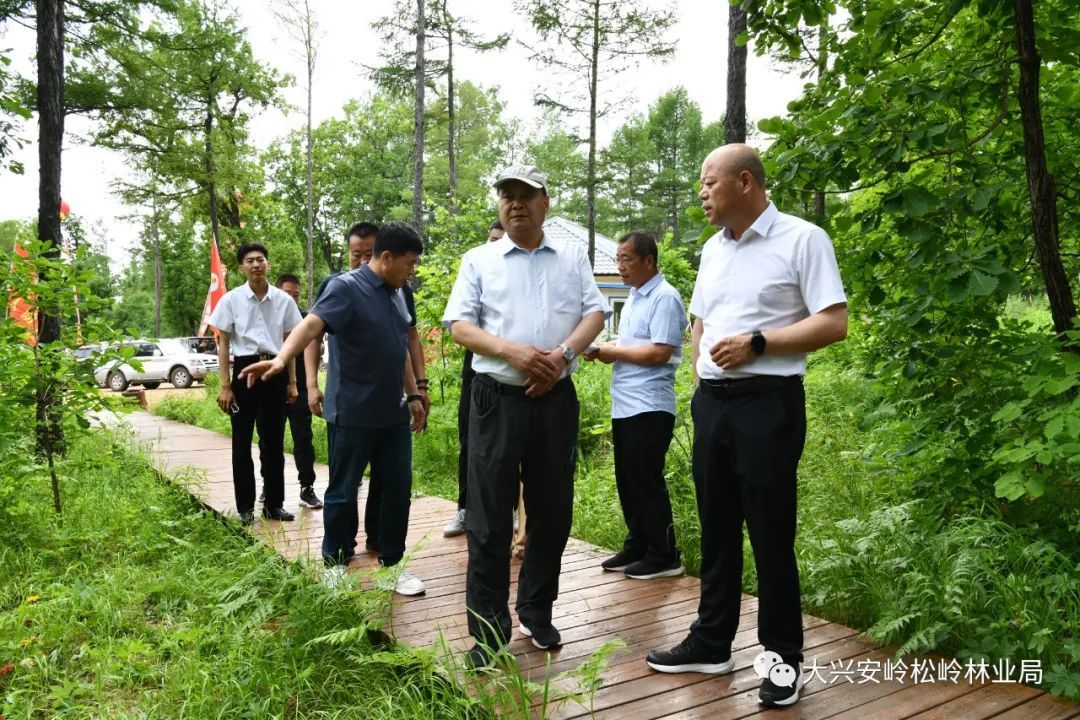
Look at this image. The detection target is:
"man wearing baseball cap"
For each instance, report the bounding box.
[443,164,610,668]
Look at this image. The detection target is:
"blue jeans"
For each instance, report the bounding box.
[323,421,412,567]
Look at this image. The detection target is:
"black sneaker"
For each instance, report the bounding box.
[238,510,255,526]
[519,622,562,650]
[625,557,685,580]
[262,507,295,521]
[299,486,323,509]
[601,549,643,572]
[465,644,495,672]
[646,635,735,674]
[759,666,806,707]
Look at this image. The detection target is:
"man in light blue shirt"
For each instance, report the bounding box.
[443,164,610,668]
[584,231,687,581]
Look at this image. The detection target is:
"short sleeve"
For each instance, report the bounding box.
[689,237,717,318]
[649,292,686,347]
[283,296,303,332]
[208,292,235,334]
[309,276,352,336]
[442,252,482,327]
[403,285,417,327]
[577,251,612,320]
[798,228,847,315]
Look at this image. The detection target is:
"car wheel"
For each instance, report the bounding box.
[108,371,129,392]
[143,382,161,390]
[170,366,193,389]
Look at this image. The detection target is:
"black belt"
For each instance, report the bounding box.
[476,373,572,398]
[699,374,801,398]
[235,353,276,362]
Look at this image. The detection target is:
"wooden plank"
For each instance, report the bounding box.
[105,410,1080,720]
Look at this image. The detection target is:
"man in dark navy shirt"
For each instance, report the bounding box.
[239,222,427,596]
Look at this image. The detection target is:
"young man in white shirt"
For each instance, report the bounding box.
[210,242,303,526]
[645,145,847,708]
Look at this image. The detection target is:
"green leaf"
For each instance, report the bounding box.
[991,403,1023,423]
[994,472,1025,501]
[967,271,998,297]
[1045,415,1065,440]
[972,186,994,211]
[901,186,936,217]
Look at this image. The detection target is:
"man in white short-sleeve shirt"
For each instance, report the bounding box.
[209,242,302,526]
[442,164,609,669]
[646,144,847,709]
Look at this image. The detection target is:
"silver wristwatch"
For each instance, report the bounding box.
[558,343,576,364]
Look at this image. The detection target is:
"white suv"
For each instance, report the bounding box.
[94,339,218,391]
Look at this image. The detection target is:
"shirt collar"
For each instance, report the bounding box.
[500,231,556,255]
[241,282,270,302]
[631,272,663,298]
[358,264,392,292]
[721,202,779,243]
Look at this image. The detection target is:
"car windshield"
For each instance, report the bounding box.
[157,339,189,356]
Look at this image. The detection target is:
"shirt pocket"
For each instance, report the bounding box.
[551,274,582,316]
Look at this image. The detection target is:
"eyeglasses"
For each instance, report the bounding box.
[616,255,638,267]
[242,257,267,266]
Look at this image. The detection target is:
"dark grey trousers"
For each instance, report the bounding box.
[464,373,579,647]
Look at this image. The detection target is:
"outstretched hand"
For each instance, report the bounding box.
[237,358,285,388]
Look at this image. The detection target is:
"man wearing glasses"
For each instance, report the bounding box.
[584,231,687,580]
[210,242,303,526]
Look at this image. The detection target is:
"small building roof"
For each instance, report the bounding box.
[543,216,621,276]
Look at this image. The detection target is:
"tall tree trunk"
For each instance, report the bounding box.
[725,1,747,144]
[813,24,827,219]
[304,0,315,306]
[153,204,162,337]
[586,0,600,268]
[446,14,458,217]
[203,98,221,251]
[412,0,426,235]
[35,0,65,510]
[1011,0,1075,342]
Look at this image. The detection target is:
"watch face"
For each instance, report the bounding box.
[751,332,766,356]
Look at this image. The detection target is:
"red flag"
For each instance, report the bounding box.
[7,244,38,346]
[197,237,227,336]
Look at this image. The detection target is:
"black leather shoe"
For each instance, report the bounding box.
[262,507,295,521]
[238,510,255,526]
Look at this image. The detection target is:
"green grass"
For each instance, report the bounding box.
[0,429,614,718]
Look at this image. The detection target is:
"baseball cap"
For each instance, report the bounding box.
[493,164,548,192]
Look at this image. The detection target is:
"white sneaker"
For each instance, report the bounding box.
[322,565,351,590]
[377,569,426,596]
[443,508,466,537]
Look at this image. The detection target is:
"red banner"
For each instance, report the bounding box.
[197,237,226,336]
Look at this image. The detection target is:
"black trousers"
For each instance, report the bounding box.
[689,376,806,667]
[455,370,474,508]
[465,374,578,646]
[230,357,287,513]
[259,383,316,489]
[612,411,679,563]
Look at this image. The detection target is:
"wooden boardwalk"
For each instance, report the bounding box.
[114,410,1079,720]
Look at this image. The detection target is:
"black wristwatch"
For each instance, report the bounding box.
[406,394,423,404]
[750,330,767,356]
